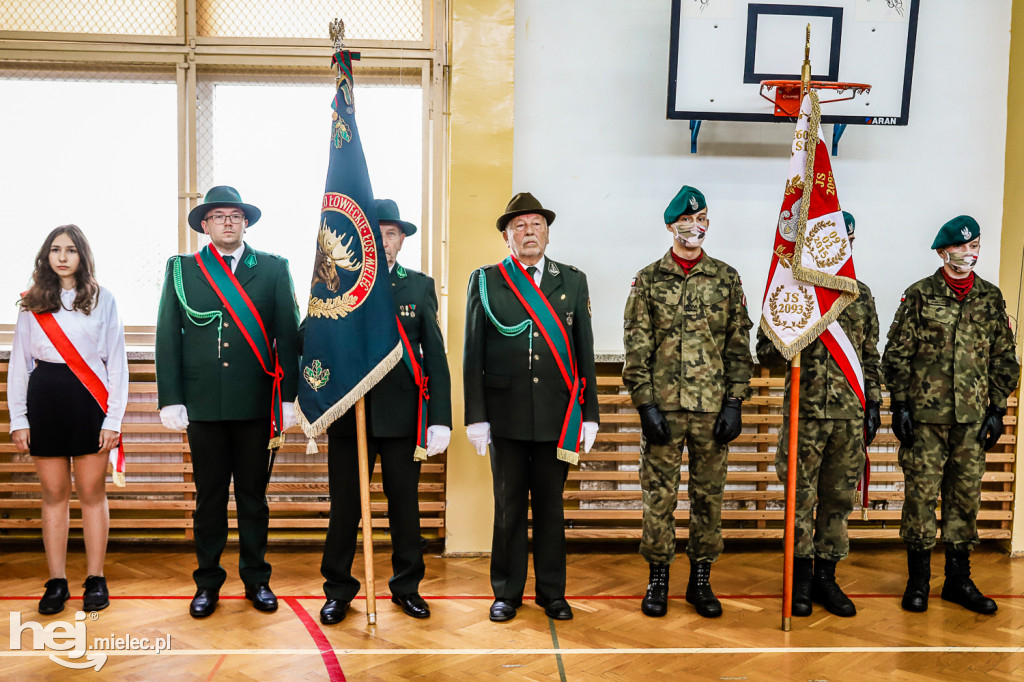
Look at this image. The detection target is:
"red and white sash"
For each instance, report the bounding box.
[32,311,126,486]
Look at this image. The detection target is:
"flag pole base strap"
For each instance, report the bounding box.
[759,80,871,118]
[782,616,792,632]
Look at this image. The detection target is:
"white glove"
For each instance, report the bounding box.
[580,421,599,453]
[466,422,491,456]
[160,404,189,432]
[282,402,298,431]
[425,425,451,457]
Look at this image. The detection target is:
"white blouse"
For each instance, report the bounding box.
[8,286,129,433]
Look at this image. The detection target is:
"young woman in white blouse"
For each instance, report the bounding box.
[9,225,128,615]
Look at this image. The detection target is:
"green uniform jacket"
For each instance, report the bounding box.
[882,270,1019,424]
[463,258,599,441]
[156,244,301,421]
[756,281,883,419]
[329,264,452,437]
[623,250,753,412]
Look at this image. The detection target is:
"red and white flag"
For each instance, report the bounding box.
[760,91,864,407]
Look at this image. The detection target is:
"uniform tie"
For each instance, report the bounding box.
[223,254,234,272]
[527,266,538,284]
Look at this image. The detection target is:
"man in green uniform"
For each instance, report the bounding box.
[623,185,753,618]
[464,192,600,623]
[756,211,881,618]
[318,199,451,625]
[883,215,1018,614]
[156,186,300,618]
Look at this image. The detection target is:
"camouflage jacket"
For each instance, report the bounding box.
[882,270,1019,424]
[623,250,753,413]
[756,281,882,420]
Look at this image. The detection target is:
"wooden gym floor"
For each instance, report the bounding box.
[2,543,1024,680]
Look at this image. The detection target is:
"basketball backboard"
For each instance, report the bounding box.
[668,0,919,125]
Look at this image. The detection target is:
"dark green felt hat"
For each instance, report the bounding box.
[496,192,556,232]
[842,211,855,237]
[188,185,261,233]
[931,215,981,250]
[375,198,417,236]
[664,185,706,223]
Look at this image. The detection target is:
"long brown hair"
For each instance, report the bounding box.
[19,225,101,315]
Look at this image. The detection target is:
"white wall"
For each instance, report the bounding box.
[513,0,1012,355]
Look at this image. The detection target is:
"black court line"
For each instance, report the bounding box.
[548,615,568,682]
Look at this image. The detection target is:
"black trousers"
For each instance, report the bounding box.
[489,438,569,602]
[321,430,424,601]
[187,419,272,589]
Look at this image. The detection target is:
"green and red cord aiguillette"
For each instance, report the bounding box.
[194,245,285,450]
[396,318,429,461]
[496,256,584,464]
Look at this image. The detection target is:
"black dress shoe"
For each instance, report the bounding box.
[489,599,521,622]
[244,583,278,612]
[320,599,350,625]
[189,587,219,618]
[38,578,70,615]
[536,596,574,620]
[82,575,109,612]
[392,593,430,619]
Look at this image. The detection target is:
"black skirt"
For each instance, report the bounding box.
[26,360,106,458]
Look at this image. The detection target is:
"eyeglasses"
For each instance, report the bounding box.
[205,214,246,225]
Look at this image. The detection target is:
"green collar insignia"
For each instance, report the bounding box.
[396,264,407,279]
[244,252,258,269]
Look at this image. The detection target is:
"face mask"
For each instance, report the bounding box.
[943,250,978,274]
[672,223,707,249]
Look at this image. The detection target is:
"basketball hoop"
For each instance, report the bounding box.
[759,80,872,118]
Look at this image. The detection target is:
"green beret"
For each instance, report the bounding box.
[842,211,855,237]
[931,215,981,250]
[664,185,706,223]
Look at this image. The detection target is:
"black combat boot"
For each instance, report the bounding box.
[940,549,997,614]
[901,548,931,612]
[792,557,813,617]
[810,557,856,617]
[685,559,722,618]
[641,563,669,617]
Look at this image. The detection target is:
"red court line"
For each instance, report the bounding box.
[284,596,345,682]
[205,653,227,681]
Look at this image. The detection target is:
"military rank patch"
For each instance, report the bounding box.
[548,261,560,276]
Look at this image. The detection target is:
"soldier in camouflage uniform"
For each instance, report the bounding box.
[756,212,881,618]
[883,215,1018,614]
[623,185,753,618]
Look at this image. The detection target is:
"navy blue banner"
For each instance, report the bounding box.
[297,50,401,436]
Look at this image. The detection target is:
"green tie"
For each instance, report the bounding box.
[223,254,234,271]
[527,266,538,282]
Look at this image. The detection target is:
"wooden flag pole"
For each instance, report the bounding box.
[782,351,801,631]
[355,397,377,624]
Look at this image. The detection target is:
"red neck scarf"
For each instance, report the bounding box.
[942,268,974,301]
[671,249,704,275]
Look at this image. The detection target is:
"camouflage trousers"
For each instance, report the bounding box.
[899,422,985,552]
[775,418,864,562]
[639,410,726,564]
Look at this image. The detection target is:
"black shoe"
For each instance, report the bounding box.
[685,559,722,618]
[38,578,70,615]
[536,596,573,620]
[244,583,278,612]
[902,548,931,613]
[792,557,813,617]
[810,557,856,617]
[941,549,997,614]
[82,575,109,612]
[189,587,219,618]
[392,593,430,619]
[489,599,521,622]
[641,562,670,617]
[320,599,350,625]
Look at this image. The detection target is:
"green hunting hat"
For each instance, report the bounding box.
[931,215,981,250]
[842,211,855,237]
[375,198,417,236]
[496,192,556,232]
[664,185,706,223]
[188,185,261,233]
